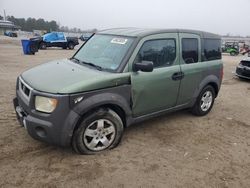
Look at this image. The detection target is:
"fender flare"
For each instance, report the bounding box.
[72,92,132,123]
[193,75,220,99]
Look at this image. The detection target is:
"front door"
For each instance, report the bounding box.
[130,33,181,117]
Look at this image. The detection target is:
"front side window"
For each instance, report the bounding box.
[74,34,134,71]
[182,38,199,64]
[135,39,176,68]
[202,39,221,61]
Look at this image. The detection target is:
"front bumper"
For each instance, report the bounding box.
[236,66,250,79]
[13,79,80,147]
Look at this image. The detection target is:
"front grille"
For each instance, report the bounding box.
[19,77,32,101]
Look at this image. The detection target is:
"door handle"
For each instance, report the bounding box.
[172,72,184,80]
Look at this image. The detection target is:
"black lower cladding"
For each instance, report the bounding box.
[236,66,250,78]
[13,97,25,126]
[14,87,80,147]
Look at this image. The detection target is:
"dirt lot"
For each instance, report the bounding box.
[0,36,250,188]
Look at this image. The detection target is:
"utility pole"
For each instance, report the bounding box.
[4,9,6,21]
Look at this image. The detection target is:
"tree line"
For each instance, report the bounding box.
[0,15,85,33]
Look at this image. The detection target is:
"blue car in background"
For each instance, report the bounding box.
[4,31,18,37]
[30,32,79,50]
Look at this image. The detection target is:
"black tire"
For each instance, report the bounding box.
[230,51,237,56]
[191,85,215,116]
[72,108,124,154]
[68,42,75,50]
[39,42,47,50]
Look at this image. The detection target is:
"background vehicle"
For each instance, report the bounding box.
[239,43,250,55]
[14,28,223,154]
[222,42,239,56]
[236,58,250,79]
[79,32,94,41]
[4,31,18,37]
[30,32,79,50]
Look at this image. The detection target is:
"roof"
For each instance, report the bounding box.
[98,27,220,39]
[0,20,21,29]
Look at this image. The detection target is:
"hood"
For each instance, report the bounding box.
[21,59,130,94]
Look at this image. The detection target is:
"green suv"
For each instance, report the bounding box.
[13,28,223,154]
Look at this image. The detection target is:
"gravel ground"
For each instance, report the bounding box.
[0,36,250,188]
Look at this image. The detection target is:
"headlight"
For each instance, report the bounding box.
[35,96,58,113]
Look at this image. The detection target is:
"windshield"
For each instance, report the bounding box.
[74,34,134,71]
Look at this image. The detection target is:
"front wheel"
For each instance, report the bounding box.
[72,108,124,154]
[39,42,46,49]
[191,85,215,116]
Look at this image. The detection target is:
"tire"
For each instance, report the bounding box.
[39,42,47,49]
[230,51,237,56]
[72,108,124,154]
[191,85,215,116]
[68,42,75,50]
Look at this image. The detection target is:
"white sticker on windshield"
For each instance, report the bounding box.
[111,38,128,45]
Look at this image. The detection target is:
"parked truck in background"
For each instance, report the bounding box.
[30,32,79,50]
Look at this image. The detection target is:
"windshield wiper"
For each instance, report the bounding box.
[70,57,103,71]
[81,61,103,71]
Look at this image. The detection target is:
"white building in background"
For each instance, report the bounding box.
[222,36,250,45]
[0,20,21,35]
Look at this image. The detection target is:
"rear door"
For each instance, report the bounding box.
[177,33,203,105]
[130,33,181,117]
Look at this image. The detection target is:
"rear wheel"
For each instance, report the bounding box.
[72,108,124,154]
[191,85,215,116]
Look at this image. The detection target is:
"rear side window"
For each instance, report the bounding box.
[202,39,221,61]
[136,39,176,68]
[182,38,199,64]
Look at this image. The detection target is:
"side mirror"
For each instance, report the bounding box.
[133,61,154,72]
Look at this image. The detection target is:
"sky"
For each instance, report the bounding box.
[1,0,250,36]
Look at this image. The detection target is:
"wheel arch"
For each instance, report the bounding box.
[194,75,220,99]
[70,102,128,146]
[207,82,219,97]
[70,90,132,137]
